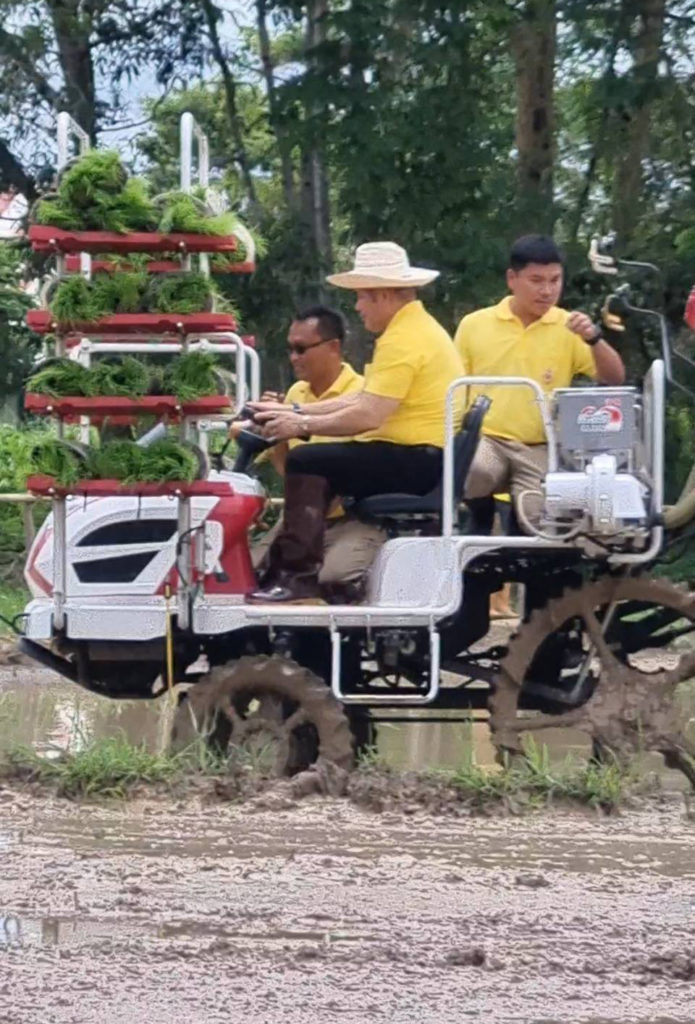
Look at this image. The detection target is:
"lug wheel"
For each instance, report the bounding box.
[490,576,695,786]
[170,655,354,777]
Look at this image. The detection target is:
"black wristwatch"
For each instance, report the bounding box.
[586,325,603,346]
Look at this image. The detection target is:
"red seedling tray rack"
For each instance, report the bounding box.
[26,310,239,335]
[24,394,233,419]
[28,225,241,255]
[63,256,256,275]
[27,475,234,498]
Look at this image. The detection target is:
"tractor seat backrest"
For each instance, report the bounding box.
[350,395,492,520]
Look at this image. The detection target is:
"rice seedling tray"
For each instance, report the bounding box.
[28,225,241,255]
[26,310,239,335]
[24,394,233,419]
[27,475,234,498]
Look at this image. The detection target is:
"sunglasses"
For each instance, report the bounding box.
[287,337,336,356]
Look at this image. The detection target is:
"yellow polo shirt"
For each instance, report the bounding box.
[454,297,597,445]
[285,361,363,519]
[360,300,464,446]
[285,362,364,446]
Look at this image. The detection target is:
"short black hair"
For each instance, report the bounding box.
[294,305,345,344]
[509,234,564,271]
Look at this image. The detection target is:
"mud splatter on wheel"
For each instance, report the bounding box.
[490,576,695,786]
[170,655,354,776]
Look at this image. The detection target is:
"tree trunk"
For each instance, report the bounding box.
[512,0,557,233]
[300,0,333,292]
[200,0,258,209]
[48,0,97,139]
[256,0,297,211]
[611,0,666,245]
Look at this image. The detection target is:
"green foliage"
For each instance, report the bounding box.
[156,191,239,236]
[0,241,40,410]
[26,359,95,397]
[92,270,148,314]
[30,438,83,485]
[144,272,214,314]
[2,736,182,799]
[90,356,150,398]
[140,439,198,482]
[50,275,108,324]
[48,270,219,323]
[0,585,28,634]
[162,350,219,401]
[34,151,157,233]
[85,438,198,483]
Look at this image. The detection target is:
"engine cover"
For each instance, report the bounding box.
[544,454,648,534]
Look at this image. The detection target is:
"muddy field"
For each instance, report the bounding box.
[1,791,694,1024]
[1,647,694,1023]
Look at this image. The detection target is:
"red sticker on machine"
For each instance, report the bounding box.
[577,399,623,432]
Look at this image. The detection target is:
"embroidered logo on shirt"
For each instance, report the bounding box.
[542,368,554,385]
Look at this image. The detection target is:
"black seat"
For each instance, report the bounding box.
[351,396,492,519]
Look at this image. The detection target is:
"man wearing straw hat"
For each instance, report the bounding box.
[247,241,464,603]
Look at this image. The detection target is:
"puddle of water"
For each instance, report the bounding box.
[0,666,691,780]
[0,911,374,949]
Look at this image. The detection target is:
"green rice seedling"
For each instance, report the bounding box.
[156,191,239,236]
[30,439,83,485]
[139,439,199,482]
[144,272,214,314]
[50,275,108,324]
[2,736,182,799]
[91,270,147,314]
[90,356,151,398]
[85,440,145,482]
[163,351,220,401]
[59,151,128,208]
[26,359,95,397]
[105,177,157,233]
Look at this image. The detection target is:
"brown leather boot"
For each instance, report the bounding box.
[247,473,332,603]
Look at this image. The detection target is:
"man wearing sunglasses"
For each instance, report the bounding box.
[252,306,386,600]
[248,241,463,603]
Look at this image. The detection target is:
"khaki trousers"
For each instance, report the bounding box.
[252,515,387,587]
[465,436,548,528]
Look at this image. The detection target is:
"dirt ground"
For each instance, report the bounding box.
[1,787,694,1024]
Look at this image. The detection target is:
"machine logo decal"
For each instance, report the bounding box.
[577,399,623,433]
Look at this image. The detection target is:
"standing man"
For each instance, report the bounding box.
[252,305,386,600]
[455,234,625,522]
[248,241,464,603]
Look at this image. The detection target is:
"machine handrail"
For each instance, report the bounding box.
[442,376,557,537]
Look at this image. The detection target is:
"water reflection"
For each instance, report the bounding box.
[0,669,692,775]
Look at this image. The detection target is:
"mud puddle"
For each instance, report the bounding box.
[1,651,692,784]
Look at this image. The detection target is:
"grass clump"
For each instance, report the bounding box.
[0,585,28,634]
[155,190,239,236]
[144,272,214,314]
[34,151,156,233]
[84,438,199,483]
[30,438,83,485]
[2,736,182,799]
[450,737,632,811]
[140,439,199,482]
[90,356,150,397]
[48,270,218,324]
[26,358,96,397]
[163,351,220,401]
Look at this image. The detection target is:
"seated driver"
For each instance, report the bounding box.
[454,234,626,527]
[250,306,387,601]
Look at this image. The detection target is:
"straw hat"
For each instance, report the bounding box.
[326,241,439,289]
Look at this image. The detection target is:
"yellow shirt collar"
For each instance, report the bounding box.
[296,362,360,401]
[496,295,564,326]
[381,299,424,334]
